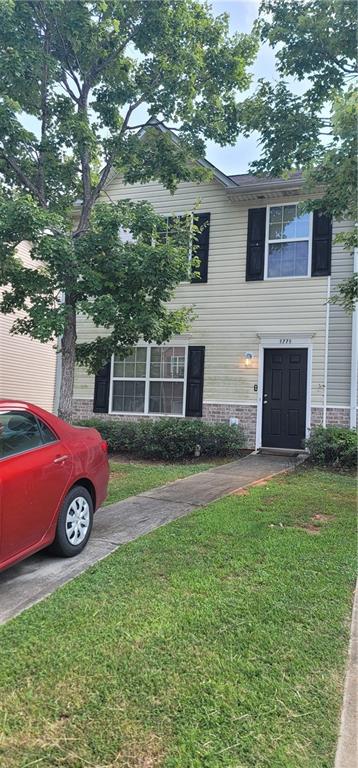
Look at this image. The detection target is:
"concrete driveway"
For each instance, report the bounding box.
[0,452,299,624]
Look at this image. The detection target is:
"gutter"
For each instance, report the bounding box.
[350,248,358,429]
[323,275,331,427]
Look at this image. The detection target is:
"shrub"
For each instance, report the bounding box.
[76,417,246,461]
[305,426,357,469]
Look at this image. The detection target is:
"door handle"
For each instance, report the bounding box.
[53,455,69,464]
[263,393,268,405]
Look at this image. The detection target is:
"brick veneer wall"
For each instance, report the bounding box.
[311,407,351,428]
[72,398,258,447]
[202,403,257,447]
[72,398,353,450]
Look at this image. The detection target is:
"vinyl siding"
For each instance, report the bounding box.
[0,241,57,411]
[327,220,354,407]
[74,177,333,408]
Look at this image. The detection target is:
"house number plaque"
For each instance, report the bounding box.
[279,338,292,345]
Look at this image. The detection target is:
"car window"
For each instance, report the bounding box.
[37,418,58,445]
[0,411,44,459]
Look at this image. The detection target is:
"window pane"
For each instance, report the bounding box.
[136,348,147,362]
[268,242,308,278]
[0,411,43,459]
[113,360,125,377]
[294,241,310,275]
[150,347,185,379]
[281,205,297,238]
[38,419,58,445]
[112,381,145,412]
[282,205,310,239]
[149,382,184,414]
[267,243,282,277]
[113,348,147,378]
[269,205,310,241]
[268,206,282,240]
[294,211,310,238]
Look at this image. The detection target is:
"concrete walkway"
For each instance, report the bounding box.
[335,583,358,768]
[0,452,300,624]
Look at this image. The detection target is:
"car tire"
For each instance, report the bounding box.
[50,485,94,557]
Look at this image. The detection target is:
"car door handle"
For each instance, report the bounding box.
[53,455,69,464]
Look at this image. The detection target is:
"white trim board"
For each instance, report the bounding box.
[203,400,257,407]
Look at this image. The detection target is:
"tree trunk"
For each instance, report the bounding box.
[58,301,77,422]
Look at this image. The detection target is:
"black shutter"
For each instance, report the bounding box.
[311,210,332,276]
[185,346,205,417]
[191,213,210,283]
[93,361,111,413]
[246,207,266,281]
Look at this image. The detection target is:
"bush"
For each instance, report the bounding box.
[76,417,246,461]
[305,426,357,469]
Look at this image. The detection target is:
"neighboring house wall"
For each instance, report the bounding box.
[0,241,56,411]
[72,175,356,447]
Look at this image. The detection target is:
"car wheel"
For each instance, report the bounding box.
[51,486,94,557]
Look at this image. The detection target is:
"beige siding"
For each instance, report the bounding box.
[0,242,56,411]
[327,221,354,407]
[74,177,331,408]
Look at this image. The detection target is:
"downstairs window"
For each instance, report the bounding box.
[111,346,187,416]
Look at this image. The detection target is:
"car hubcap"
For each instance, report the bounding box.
[65,496,90,545]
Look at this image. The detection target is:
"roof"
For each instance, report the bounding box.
[76,119,306,203]
[137,120,305,194]
[229,171,303,186]
[141,118,238,189]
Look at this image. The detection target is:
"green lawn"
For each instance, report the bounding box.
[0,469,356,768]
[105,458,226,505]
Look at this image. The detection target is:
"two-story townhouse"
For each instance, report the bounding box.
[71,129,357,451]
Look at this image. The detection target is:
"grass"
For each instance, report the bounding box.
[105,458,227,505]
[0,468,356,768]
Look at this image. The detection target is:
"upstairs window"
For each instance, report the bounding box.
[265,204,311,279]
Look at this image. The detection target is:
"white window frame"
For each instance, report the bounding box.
[264,203,313,281]
[109,344,188,418]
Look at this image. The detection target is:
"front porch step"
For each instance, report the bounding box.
[259,447,308,458]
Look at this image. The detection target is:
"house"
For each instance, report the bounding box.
[71,135,357,451]
[0,241,57,412]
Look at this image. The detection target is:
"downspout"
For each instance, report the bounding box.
[323,275,331,428]
[53,336,62,415]
[349,248,358,429]
[53,291,65,415]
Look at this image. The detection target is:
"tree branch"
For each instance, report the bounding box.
[90,96,146,200]
[89,26,137,81]
[0,149,45,206]
[60,69,80,103]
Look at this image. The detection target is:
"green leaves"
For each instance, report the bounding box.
[74,201,195,372]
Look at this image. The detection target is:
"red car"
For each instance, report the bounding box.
[0,400,109,572]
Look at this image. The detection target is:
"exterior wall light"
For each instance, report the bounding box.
[244,352,254,367]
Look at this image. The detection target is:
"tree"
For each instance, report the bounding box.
[238,0,357,309]
[0,0,258,420]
